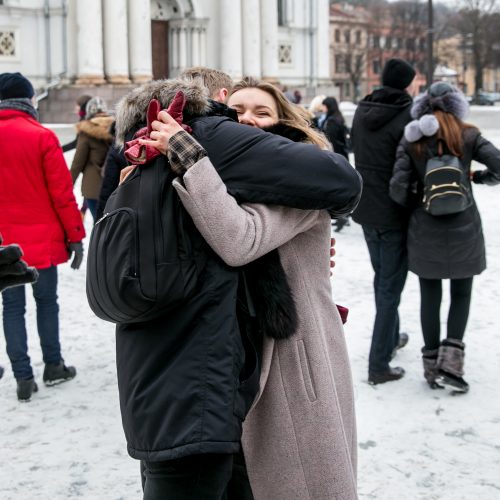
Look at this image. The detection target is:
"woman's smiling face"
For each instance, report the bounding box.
[227,87,279,129]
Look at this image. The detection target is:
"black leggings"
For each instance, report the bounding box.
[419,277,473,350]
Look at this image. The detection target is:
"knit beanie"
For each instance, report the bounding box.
[381,59,416,90]
[85,96,107,119]
[0,72,35,100]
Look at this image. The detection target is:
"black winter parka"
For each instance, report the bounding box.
[351,87,413,229]
[113,80,362,463]
[390,127,500,279]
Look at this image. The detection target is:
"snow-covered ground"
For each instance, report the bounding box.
[1,118,499,500]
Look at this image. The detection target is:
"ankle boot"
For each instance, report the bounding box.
[421,348,444,389]
[437,339,469,393]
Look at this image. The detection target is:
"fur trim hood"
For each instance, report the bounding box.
[76,115,114,141]
[115,78,212,145]
[411,86,469,121]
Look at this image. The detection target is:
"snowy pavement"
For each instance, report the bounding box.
[1,123,499,500]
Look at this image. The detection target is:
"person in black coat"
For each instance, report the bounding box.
[321,97,351,232]
[95,121,128,222]
[321,96,348,159]
[111,73,361,499]
[390,81,500,393]
[351,58,416,384]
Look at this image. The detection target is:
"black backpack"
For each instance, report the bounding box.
[422,153,472,216]
[86,153,204,324]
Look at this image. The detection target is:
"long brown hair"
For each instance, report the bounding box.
[414,110,476,158]
[229,77,331,150]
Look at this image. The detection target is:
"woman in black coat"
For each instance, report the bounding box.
[390,82,500,393]
[321,97,351,231]
[321,97,348,159]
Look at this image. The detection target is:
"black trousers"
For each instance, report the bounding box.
[141,450,254,500]
[419,277,473,350]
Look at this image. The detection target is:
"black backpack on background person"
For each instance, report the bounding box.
[422,153,472,216]
[86,154,205,324]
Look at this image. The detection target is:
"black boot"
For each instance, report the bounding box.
[368,366,405,385]
[421,348,444,389]
[17,377,38,402]
[437,339,469,393]
[43,362,76,386]
[0,365,4,379]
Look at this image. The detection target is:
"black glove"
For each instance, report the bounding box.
[0,240,39,293]
[68,241,84,270]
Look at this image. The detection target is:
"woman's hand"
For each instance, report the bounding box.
[330,237,336,276]
[138,110,184,155]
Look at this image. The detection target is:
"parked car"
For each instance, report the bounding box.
[470,92,495,106]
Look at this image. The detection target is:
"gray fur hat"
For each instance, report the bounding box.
[411,81,469,121]
[85,96,107,119]
[114,78,211,145]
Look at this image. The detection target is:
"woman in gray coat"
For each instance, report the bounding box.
[390,82,500,393]
[147,78,359,499]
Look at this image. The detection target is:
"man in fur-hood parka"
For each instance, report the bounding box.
[108,75,361,497]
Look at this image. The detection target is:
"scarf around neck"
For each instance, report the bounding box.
[0,97,39,120]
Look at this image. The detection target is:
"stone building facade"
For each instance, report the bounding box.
[0,0,331,122]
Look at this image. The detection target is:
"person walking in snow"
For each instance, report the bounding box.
[390,81,500,393]
[0,72,85,401]
[70,97,114,222]
[350,58,416,385]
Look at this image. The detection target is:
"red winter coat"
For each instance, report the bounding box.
[0,109,85,269]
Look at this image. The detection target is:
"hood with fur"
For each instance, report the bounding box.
[115,78,212,145]
[411,88,469,121]
[76,115,114,141]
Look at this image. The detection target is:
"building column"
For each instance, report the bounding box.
[103,0,130,83]
[75,0,105,84]
[260,0,278,82]
[179,27,187,70]
[219,0,243,79]
[316,0,330,83]
[242,0,261,78]
[128,0,153,83]
[65,0,78,82]
[192,27,201,66]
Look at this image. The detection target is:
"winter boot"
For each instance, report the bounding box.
[0,365,4,379]
[17,377,38,402]
[43,362,76,386]
[421,348,444,389]
[437,339,469,393]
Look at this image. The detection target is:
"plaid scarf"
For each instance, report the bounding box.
[0,97,39,120]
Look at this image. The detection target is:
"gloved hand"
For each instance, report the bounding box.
[0,236,39,292]
[68,241,84,270]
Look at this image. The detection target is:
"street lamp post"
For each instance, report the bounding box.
[427,0,433,88]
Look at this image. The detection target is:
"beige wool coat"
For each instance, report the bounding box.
[173,157,358,500]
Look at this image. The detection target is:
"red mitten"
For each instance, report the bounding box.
[336,304,349,325]
[124,92,192,165]
[125,99,162,164]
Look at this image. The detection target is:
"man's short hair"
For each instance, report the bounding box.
[179,67,233,99]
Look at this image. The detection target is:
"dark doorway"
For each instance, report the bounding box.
[152,20,169,79]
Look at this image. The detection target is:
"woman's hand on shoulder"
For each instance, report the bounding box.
[138,110,184,155]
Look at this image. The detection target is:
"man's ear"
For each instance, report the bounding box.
[213,88,228,103]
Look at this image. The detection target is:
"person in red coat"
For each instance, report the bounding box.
[0,72,85,401]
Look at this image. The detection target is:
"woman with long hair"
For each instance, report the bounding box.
[321,96,349,159]
[390,82,500,393]
[145,77,359,499]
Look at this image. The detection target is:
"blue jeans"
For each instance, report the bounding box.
[362,226,408,373]
[85,198,98,222]
[2,266,61,380]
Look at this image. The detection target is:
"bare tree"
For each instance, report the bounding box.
[456,0,498,95]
